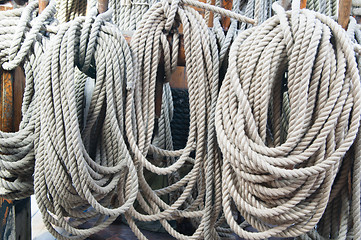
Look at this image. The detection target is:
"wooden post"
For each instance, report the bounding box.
[300,0,307,9]
[0,3,31,239]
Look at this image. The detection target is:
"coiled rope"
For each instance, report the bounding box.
[306,0,337,16]
[54,0,87,22]
[352,0,361,17]
[215,1,361,239]
[297,16,361,240]
[124,1,222,239]
[0,1,139,238]
[0,1,57,200]
[123,0,253,239]
[33,6,139,239]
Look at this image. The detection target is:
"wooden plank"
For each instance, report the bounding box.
[1,70,14,131]
[13,67,25,131]
[38,0,49,14]
[98,0,108,14]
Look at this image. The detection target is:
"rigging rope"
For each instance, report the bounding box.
[0,2,139,238]
[297,16,361,240]
[34,6,139,239]
[215,1,361,239]
[1,0,361,239]
[0,1,56,200]
[124,1,224,239]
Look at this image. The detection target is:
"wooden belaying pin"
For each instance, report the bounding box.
[338,0,352,30]
[38,0,49,14]
[300,0,307,9]
[98,0,109,14]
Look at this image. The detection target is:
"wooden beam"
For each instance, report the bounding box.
[0,3,31,238]
[0,68,30,240]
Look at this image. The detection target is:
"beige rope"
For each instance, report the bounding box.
[215,1,361,239]
[33,7,140,239]
[124,1,224,239]
[0,1,57,200]
[297,16,361,240]
[55,0,87,23]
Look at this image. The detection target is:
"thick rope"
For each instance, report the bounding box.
[34,7,139,239]
[0,1,56,200]
[297,16,361,240]
[123,1,230,239]
[55,0,87,23]
[306,0,337,16]
[215,1,361,239]
[0,2,139,239]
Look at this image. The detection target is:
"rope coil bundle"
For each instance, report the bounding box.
[123,1,225,239]
[0,1,138,238]
[1,0,361,239]
[0,1,57,200]
[33,5,139,239]
[215,1,361,239]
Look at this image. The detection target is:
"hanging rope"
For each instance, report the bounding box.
[34,6,139,239]
[123,0,253,238]
[297,16,361,240]
[352,0,361,17]
[0,2,139,238]
[0,1,57,200]
[109,0,156,30]
[215,1,361,239]
[124,1,223,238]
[305,0,337,16]
[54,0,87,22]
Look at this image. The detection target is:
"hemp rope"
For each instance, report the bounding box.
[0,1,57,200]
[54,0,87,22]
[122,1,253,239]
[352,0,361,17]
[109,0,157,31]
[297,16,361,240]
[349,18,361,240]
[0,2,139,238]
[306,0,337,16]
[124,1,222,239]
[215,1,361,239]
[34,6,140,239]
